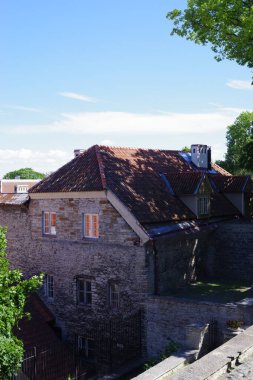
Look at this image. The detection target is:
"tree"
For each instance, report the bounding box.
[215,111,253,174]
[3,168,45,180]
[167,0,253,68]
[225,111,253,174]
[181,146,191,152]
[0,226,43,379]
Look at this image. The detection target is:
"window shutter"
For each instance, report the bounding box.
[93,215,99,238]
[85,215,91,237]
[44,212,49,234]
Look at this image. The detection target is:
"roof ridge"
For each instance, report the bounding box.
[98,145,181,153]
[95,145,107,190]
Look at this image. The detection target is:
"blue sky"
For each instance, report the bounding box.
[0,0,252,177]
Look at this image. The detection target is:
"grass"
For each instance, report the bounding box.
[170,280,253,303]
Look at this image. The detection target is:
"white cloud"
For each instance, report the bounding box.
[0,149,71,178]
[58,92,97,103]
[11,108,240,136]
[100,139,114,146]
[226,80,253,90]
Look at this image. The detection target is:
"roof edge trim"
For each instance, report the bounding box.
[106,190,150,245]
[29,191,107,200]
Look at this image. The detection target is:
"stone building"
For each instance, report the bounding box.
[0,179,40,193]
[0,144,252,372]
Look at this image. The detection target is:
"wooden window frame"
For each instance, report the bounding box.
[77,336,95,360]
[43,211,57,235]
[76,278,92,305]
[109,282,120,308]
[82,213,99,239]
[44,274,54,299]
[197,196,210,216]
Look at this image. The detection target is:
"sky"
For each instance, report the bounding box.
[0,0,252,177]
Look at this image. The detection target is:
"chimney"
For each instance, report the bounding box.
[74,149,85,157]
[191,144,211,169]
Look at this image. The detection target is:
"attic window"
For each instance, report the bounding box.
[198,196,210,216]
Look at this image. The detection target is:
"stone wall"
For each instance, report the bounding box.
[205,221,253,282]
[0,198,148,348]
[153,229,214,293]
[145,297,253,357]
[0,204,31,270]
[30,197,140,246]
[145,296,253,358]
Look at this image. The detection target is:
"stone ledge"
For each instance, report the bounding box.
[132,350,197,380]
[133,326,253,380]
[166,326,253,380]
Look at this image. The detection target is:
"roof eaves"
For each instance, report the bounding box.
[106,189,150,244]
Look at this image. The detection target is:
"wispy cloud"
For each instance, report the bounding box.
[226,80,253,90]
[4,105,41,112]
[10,108,240,136]
[58,92,97,103]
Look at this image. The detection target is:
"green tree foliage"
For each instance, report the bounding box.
[181,146,191,152]
[167,0,253,68]
[3,168,45,180]
[225,112,253,174]
[215,112,253,175]
[0,226,43,379]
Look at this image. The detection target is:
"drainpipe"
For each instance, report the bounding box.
[152,239,159,296]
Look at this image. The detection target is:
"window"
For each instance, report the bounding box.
[16,185,28,193]
[77,336,95,359]
[82,214,99,239]
[44,274,54,298]
[109,282,120,308]
[198,196,210,216]
[76,278,92,305]
[43,212,56,235]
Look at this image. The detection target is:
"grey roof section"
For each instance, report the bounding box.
[0,193,29,205]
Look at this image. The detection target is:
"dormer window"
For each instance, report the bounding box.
[16,185,29,193]
[198,196,210,216]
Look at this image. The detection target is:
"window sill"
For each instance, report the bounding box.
[82,237,100,241]
[76,303,92,308]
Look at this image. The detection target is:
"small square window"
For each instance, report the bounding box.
[76,278,92,305]
[82,214,99,239]
[43,212,56,235]
[44,274,54,299]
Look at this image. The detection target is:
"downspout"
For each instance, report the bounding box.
[151,239,159,296]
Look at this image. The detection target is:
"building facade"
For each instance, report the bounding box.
[0,144,252,372]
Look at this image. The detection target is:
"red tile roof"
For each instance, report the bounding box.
[210,175,252,193]
[163,172,205,195]
[0,193,29,205]
[29,145,247,223]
